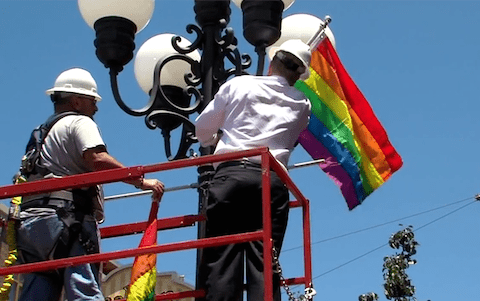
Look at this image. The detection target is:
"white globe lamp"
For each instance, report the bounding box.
[134,34,201,94]
[268,13,336,59]
[78,0,154,33]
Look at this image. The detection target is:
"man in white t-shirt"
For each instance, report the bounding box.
[17,68,165,301]
[195,40,312,301]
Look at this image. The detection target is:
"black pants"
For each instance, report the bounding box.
[203,163,289,301]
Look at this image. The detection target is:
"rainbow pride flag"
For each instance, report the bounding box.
[296,37,403,210]
[127,201,159,301]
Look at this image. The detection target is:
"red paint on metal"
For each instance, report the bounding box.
[0,231,264,276]
[261,152,273,301]
[99,214,205,239]
[0,147,314,301]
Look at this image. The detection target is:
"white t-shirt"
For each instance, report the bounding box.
[195,75,311,168]
[37,114,106,222]
[40,115,105,176]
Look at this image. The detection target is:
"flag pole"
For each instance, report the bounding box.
[306,15,332,49]
[104,159,325,202]
[289,158,325,169]
[104,183,199,201]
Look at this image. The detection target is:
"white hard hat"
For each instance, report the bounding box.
[46,68,102,101]
[269,39,312,80]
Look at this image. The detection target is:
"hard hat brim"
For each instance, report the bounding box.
[46,87,102,101]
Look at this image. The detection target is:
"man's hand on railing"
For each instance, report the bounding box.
[137,178,165,202]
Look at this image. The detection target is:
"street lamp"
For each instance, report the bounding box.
[77,0,330,299]
[76,0,334,160]
[78,0,154,73]
[133,33,202,160]
[232,0,294,75]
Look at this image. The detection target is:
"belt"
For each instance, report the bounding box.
[217,160,263,170]
[21,190,74,210]
[21,198,73,211]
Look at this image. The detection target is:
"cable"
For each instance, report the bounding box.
[282,196,474,253]
[312,243,388,280]
[306,196,478,280]
[416,200,476,232]
[279,196,476,295]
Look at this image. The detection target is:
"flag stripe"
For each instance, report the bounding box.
[130,253,156,281]
[317,39,403,174]
[297,37,403,209]
[306,102,370,197]
[127,201,159,301]
[298,129,363,209]
[308,50,393,180]
[296,80,379,195]
[301,71,385,191]
[127,267,157,301]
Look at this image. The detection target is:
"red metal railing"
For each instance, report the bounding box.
[0,147,313,301]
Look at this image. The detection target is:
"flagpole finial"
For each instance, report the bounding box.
[324,15,332,25]
[307,15,333,49]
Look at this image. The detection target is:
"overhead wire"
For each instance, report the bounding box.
[307,196,478,281]
[279,196,478,298]
[281,196,478,298]
[282,196,474,253]
[415,199,477,232]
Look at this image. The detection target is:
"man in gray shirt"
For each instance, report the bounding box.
[17,68,165,301]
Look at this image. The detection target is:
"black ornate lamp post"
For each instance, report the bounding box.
[77,0,332,298]
[77,0,336,160]
[78,0,293,161]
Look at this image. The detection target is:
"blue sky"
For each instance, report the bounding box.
[1,1,479,300]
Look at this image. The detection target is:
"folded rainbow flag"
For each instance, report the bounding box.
[296,37,403,210]
[127,201,159,301]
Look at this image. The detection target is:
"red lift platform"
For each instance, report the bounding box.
[0,147,313,301]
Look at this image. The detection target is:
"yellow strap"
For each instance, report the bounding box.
[0,175,26,301]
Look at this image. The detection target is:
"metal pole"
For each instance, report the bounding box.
[261,151,274,301]
[104,183,199,201]
[103,159,325,202]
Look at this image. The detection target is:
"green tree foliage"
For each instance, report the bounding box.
[382,226,419,301]
[359,292,379,301]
